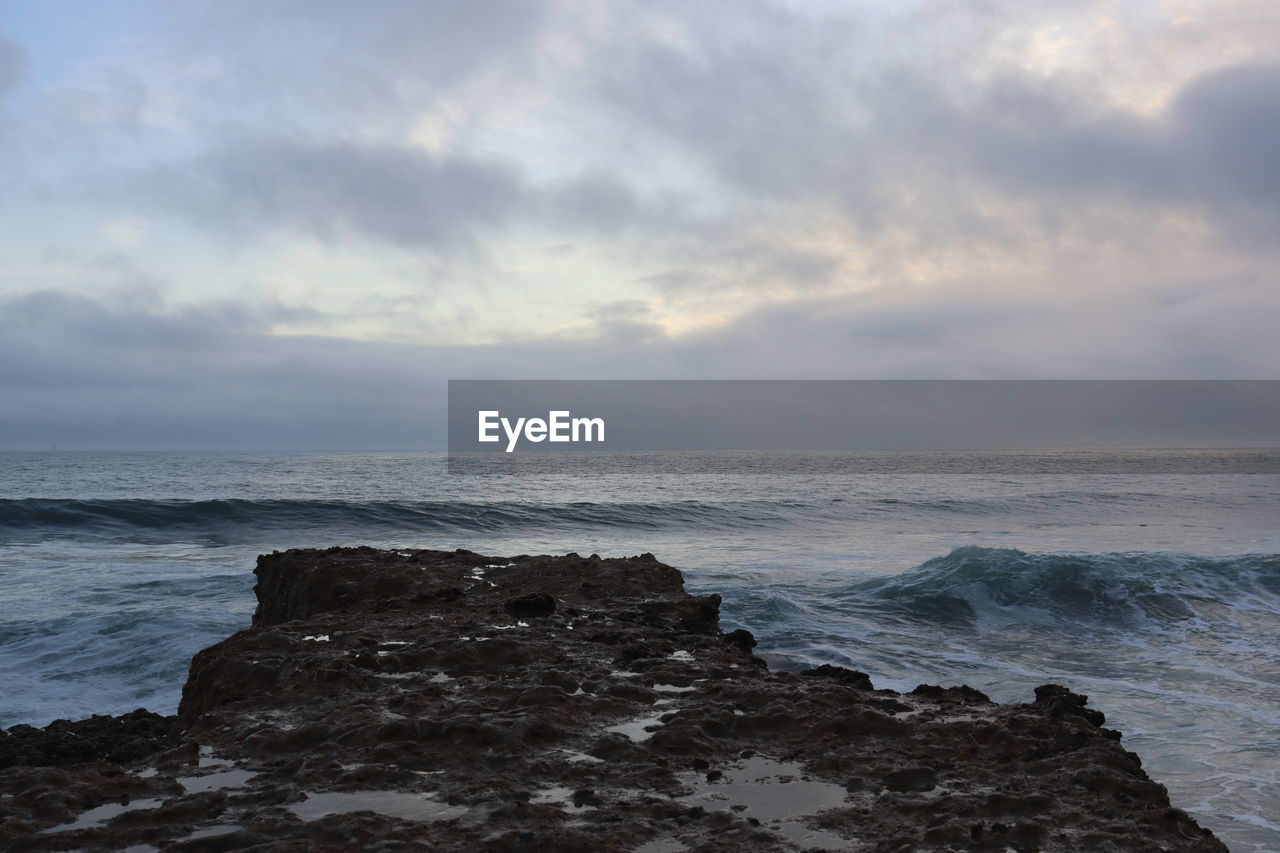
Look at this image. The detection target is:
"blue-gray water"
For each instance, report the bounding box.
[2,450,1278,850]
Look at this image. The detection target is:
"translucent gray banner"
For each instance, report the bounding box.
[447,380,1280,473]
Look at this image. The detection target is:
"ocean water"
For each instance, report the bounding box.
[2,450,1278,850]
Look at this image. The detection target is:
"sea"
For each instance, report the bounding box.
[1,450,1277,851]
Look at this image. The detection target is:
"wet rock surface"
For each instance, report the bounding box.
[1,709,174,770]
[1,546,1226,851]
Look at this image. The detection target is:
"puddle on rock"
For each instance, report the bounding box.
[529,785,590,809]
[678,756,849,850]
[605,712,668,742]
[177,768,257,794]
[42,798,165,833]
[290,790,469,823]
[180,824,244,841]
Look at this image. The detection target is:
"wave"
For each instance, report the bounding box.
[0,490,1263,547]
[0,497,805,543]
[865,490,1179,515]
[844,546,1280,632]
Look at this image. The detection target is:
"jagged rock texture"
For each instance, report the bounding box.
[1,547,1225,851]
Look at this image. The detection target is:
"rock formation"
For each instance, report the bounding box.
[1,547,1226,851]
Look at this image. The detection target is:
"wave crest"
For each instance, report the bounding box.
[847,546,1280,632]
[0,497,794,543]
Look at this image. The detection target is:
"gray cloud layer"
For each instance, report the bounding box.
[124,14,1280,264]
[2,3,1279,447]
[152,142,526,250]
[0,33,21,101]
[4,275,1276,449]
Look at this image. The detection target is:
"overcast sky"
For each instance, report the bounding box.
[1,1,1278,448]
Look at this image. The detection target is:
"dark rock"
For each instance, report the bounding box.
[504,593,557,618]
[0,709,174,769]
[1034,684,1106,727]
[800,664,874,690]
[910,683,991,704]
[723,628,757,653]
[0,548,1226,853]
[883,766,938,792]
[572,788,601,807]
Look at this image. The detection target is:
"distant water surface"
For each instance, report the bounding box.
[1,450,1277,850]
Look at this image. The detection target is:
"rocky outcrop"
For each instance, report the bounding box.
[1,547,1226,851]
[0,709,173,770]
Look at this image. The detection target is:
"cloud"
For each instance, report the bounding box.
[586,7,881,211]
[32,4,1280,276]
[147,141,527,251]
[0,290,437,449]
[4,268,1277,448]
[1172,63,1280,232]
[0,32,23,102]
[48,70,148,131]
[4,0,1280,402]
[583,4,1280,250]
[141,139,694,260]
[926,63,1280,225]
[157,0,555,134]
[547,173,648,233]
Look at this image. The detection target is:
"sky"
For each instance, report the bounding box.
[0,1,1278,449]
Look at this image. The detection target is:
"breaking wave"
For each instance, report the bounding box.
[845,546,1280,632]
[0,498,801,543]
